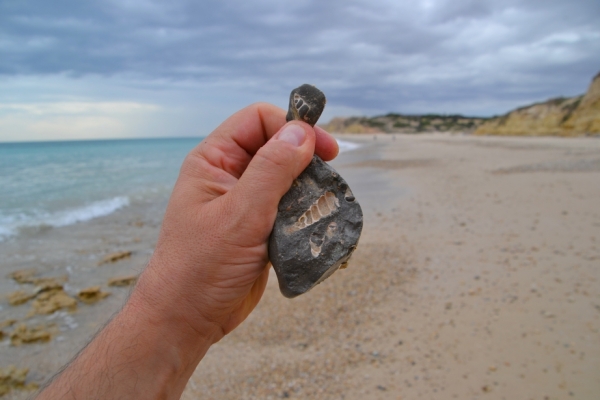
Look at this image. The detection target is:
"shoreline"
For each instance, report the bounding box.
[2,134,599,399]
[0,137,363,246]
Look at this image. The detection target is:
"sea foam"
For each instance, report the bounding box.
[0,196,129,242]
[337,139,361,153]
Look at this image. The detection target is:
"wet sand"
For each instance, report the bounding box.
[2,134,600,399]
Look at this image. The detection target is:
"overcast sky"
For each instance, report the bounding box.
[1,0,599,141]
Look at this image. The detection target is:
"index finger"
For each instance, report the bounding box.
[193,103,286,179]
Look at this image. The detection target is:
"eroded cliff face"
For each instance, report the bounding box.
[561,72,600,135]
[475,72,600,136]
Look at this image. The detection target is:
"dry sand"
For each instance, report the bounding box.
[1,133,599,399]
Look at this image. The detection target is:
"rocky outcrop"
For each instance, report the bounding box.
[475,72,600,137]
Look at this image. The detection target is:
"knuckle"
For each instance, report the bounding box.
[181,150,202,169]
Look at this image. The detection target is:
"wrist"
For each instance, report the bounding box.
[128,255,226,347]
[117,296,213,391]
[38,276,217,399]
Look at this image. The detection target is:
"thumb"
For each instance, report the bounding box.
[228,121,316,233]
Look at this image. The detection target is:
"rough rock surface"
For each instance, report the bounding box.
[270,84,363,298]
[97,250,132,265]
[276,84,363,298]
[269,155,363,298]
[10,323,54,346]
[77,286,111,304]
[107,275,138,287]
[0,365,38,396]
[285,84,326,127]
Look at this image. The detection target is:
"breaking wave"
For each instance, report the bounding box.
[0,196,129,242]
[337,139,361,153]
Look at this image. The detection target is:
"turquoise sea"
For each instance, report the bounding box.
[0,137,360,242]
[0,138,203,241]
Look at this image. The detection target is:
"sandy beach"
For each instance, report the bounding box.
[2,133,599,399]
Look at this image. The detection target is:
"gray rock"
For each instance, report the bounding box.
[270,84,363,298]
[269,156,363,297]
[285,84,326,127]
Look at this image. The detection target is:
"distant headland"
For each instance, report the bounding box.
[321,71,600,137]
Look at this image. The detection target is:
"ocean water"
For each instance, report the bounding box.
[0,137,360,242]
[0,138,202,242]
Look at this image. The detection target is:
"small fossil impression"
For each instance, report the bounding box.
[290,192,339,233]
[308,221,338,257]
[269,84,363,298]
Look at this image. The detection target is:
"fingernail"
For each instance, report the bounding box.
[277,124,306,147]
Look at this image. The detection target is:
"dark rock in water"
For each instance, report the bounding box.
[269,155,363,298]
[285,84,327,127]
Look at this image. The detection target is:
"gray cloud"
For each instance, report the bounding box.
[1,0,599,132]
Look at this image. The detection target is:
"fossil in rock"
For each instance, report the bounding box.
[269,84,363,298]
[288,191,340,233]
[285,84,327,127]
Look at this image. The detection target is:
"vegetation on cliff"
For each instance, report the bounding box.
[320,113,487,134]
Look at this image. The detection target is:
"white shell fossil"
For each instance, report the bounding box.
[290,191,339,233]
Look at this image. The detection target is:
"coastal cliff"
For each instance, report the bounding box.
[321,114,487,134]
[322,72,600,136]
[475,72,600,136]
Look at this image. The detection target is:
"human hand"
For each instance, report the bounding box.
[36,103,338,400]
[132,102,339,344]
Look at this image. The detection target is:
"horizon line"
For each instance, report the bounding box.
[0,135,207,145]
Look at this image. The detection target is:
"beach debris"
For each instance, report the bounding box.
[0,365,38,396]
[7,269,37,284]
[98,250,132,265]
[108,275,138,287]
[7,290,36,306]
[269,84,363,298]
[10,323,53,346]
[77,286,111,304]
[30,289,77,315]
